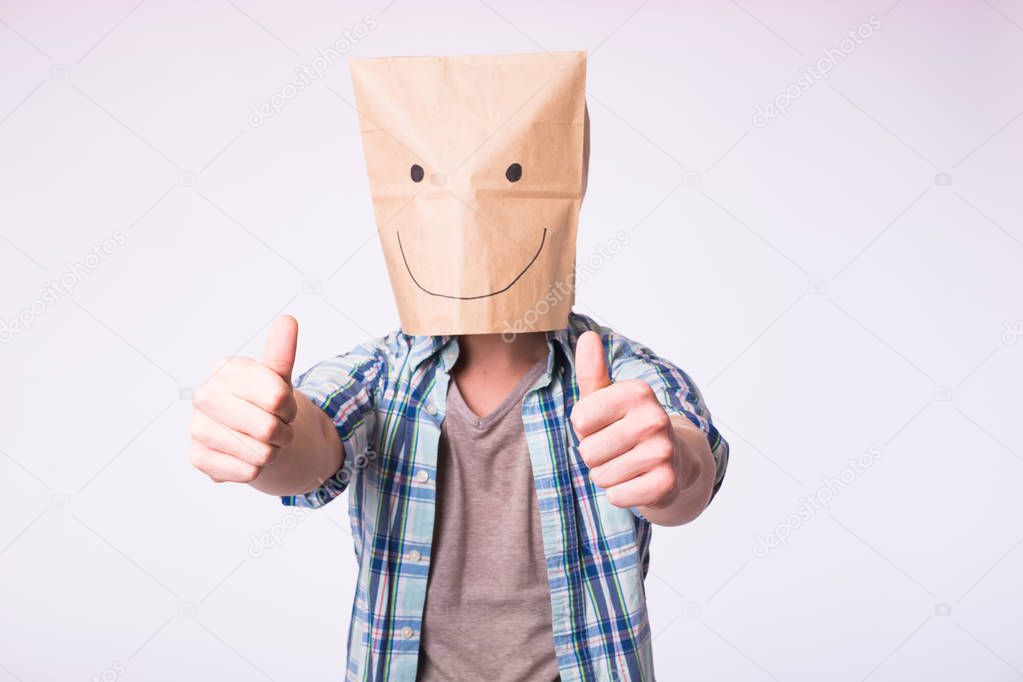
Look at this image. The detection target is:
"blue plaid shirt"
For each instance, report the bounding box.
[283,313,728,681]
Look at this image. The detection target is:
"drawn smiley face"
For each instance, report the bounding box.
[395,162,548,300]
[349,50,587,334]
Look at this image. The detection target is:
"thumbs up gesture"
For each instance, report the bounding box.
[571,331,681,510]
[189,316,300,483]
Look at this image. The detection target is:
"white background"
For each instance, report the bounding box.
[2,0,1022,680]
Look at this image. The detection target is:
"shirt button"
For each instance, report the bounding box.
[406,550,421,562]
[424,403,437,416]
[414,470,429,484]
[401,626,414,639]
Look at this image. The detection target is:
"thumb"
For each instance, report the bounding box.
[261,315,298,383]
[575,331,612,398]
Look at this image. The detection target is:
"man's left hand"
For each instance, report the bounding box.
[571,331,684,510]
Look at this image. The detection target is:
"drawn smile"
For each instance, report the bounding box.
[397,228,547,300]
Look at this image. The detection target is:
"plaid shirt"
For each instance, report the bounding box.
[283,313,728,681]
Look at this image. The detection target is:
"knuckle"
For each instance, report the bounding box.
[263,444,282,466]
[250,443,276,467]
[577,439,591,463]
[653,437,674,463]
[577,439,599,467]
[237,464,260,483]
[192,385,212,409]
[188,416,205,442]
[191,448,217,477]
[654,469,676,499]
[638,410,671,439]
[268,381,292,411]
[627,380,653,401]
[255,415,280,443]
[280,401,298,425]
[571,407,589,434]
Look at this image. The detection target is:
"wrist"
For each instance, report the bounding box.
[638,416,714,525]
[673,420,708,493]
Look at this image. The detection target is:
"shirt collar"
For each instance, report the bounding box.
[408,334,454,372]
[406,325,577,377]
[547,326,575,363]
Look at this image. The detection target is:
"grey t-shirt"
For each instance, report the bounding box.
[417,359,560,681]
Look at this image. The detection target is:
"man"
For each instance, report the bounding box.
[188,51,728,681]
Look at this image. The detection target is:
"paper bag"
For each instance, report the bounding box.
[350,51,588,335]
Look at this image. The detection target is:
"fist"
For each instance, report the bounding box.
[189,315,299,483]
[571,331,680,510]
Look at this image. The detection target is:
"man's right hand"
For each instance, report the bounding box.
[189,315,300,483]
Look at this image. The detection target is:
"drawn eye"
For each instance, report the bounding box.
[505,163,522,183]
[410,164,424,182]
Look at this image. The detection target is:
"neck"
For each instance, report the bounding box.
[451,332,549,417]
[455,332,549,373]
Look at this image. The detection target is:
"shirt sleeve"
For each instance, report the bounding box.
[281,341,387,509]
[605,332,729,504]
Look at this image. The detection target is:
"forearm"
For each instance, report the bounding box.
[250,393,344,497]
[638,416,715,526]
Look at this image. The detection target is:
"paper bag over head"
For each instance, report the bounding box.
[350,51,588,336]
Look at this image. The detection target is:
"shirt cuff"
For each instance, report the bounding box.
[281,464,352,508]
